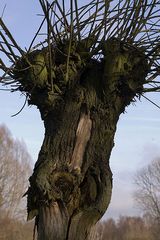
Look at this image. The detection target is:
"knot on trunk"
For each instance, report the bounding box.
[52,172,75,202]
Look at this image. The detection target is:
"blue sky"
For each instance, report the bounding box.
[0,1,160,220]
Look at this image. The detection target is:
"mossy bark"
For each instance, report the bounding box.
[28,85,115,240]
[14,38,148,240]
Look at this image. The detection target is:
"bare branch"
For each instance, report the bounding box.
[0,18,23,55]
[0,0,160,95]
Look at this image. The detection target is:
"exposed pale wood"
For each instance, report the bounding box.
[70,113,92,173]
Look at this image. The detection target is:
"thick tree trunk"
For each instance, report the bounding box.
[24,39,148,240]
[28,91,115,239]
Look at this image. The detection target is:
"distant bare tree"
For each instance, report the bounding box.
[117,216,152,240]
[0,124,32,220]
[101,218,117,240]
[97,216,153,240]
[0,0,160,239]
[134,159,160,221]
[134,158,160,239]
[0,216,33,240]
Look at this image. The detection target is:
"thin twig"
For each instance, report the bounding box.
[0,18,23,55]
[142,94,160,110]
[1,4,6,18]
[11,95,28,117]
[66,0,74,82]
[74,0,81,41]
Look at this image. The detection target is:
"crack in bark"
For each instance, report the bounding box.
[23,37,149,239]
[69,112,92,173]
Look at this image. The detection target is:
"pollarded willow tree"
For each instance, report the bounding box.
[0,0,160,239]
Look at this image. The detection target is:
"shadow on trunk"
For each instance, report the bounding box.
[0,0,160,239]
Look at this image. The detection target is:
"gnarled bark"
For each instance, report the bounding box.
[14,38,148,239]
[0,0,158,238]
[28,90,114,239]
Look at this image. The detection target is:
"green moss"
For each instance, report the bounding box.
[25,38,149,229]
[28,53,48,86]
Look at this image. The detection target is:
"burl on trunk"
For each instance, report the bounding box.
[14,38,148,239]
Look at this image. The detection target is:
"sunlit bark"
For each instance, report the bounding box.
[0,0,159,239]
